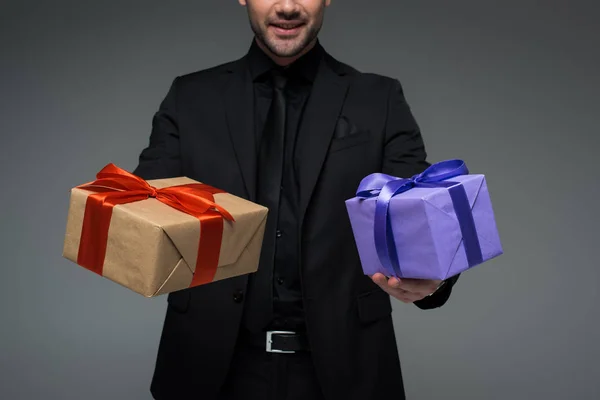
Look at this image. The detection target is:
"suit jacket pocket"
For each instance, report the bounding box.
[167,289,191,313]
[329,130,372,153]
[357,288,392,324]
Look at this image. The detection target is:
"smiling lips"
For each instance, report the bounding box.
[270,21,305,36]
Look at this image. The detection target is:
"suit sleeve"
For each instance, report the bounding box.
[133,77,183,180]
[382,78,459,310]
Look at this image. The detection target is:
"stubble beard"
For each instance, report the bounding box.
[248,12,323,58]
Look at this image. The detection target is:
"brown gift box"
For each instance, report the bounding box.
[62,176,268,297]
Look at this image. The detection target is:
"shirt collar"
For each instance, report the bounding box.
[246,37,324,83]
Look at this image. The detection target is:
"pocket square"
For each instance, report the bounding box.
[333,116,361,139]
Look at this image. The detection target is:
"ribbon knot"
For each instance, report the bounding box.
[148,187,158,198]
[355,159,483,277]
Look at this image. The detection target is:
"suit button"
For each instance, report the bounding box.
[233,290,244,303]
[277,277,285,285]
[276,230,282,238]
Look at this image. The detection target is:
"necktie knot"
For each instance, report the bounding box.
[270,68,288,90]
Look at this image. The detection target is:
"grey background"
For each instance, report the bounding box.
[1,1,598,399]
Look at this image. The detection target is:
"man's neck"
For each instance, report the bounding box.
[254,36,318,67]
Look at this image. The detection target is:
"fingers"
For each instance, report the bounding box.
[377,275,422,294]
[371,273,394,296]
[370,274,441,303]
[370,273,413,302]
[385,277,418,302]
[395,278,440,295]
[371,273,389,287]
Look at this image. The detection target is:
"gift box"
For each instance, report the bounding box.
[62,164,268,297]
[345,159,502,280]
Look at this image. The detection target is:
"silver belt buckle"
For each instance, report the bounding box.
[266,330,296,353]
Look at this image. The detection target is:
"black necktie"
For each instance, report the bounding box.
[257,69,288,209]
[244,69,288,332]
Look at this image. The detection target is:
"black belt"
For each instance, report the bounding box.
[240,330,311,353]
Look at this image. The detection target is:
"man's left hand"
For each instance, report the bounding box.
[371,273,442,303]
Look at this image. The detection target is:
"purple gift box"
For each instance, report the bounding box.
[345,160,503,280]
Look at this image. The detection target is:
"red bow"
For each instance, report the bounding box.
[76,163,234,288]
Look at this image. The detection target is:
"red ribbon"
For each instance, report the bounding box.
[76,163,234,288]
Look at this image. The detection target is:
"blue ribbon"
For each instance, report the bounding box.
[356,159,483,277]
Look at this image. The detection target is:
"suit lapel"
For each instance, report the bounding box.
[223,58,257,201]
[221,53,350,212]
[297,55,350,223]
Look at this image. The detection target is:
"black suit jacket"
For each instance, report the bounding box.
[134,47,459,400]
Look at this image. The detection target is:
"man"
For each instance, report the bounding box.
[134,1,459,399]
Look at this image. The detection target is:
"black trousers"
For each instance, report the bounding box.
[217,336,326,400]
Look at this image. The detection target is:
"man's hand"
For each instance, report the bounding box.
[371,273,443,303]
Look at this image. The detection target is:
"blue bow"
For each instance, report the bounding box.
[356,159,483,277]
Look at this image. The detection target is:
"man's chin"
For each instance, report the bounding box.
[264,39,308,58]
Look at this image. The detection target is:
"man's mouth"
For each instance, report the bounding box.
[269,21,305,35]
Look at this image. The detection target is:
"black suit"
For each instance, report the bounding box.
[134,39,459,400]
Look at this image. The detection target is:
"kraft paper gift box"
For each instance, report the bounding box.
[345,159,503,280]
[63,164,268,297]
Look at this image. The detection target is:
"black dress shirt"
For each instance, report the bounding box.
[246,39,324,332]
